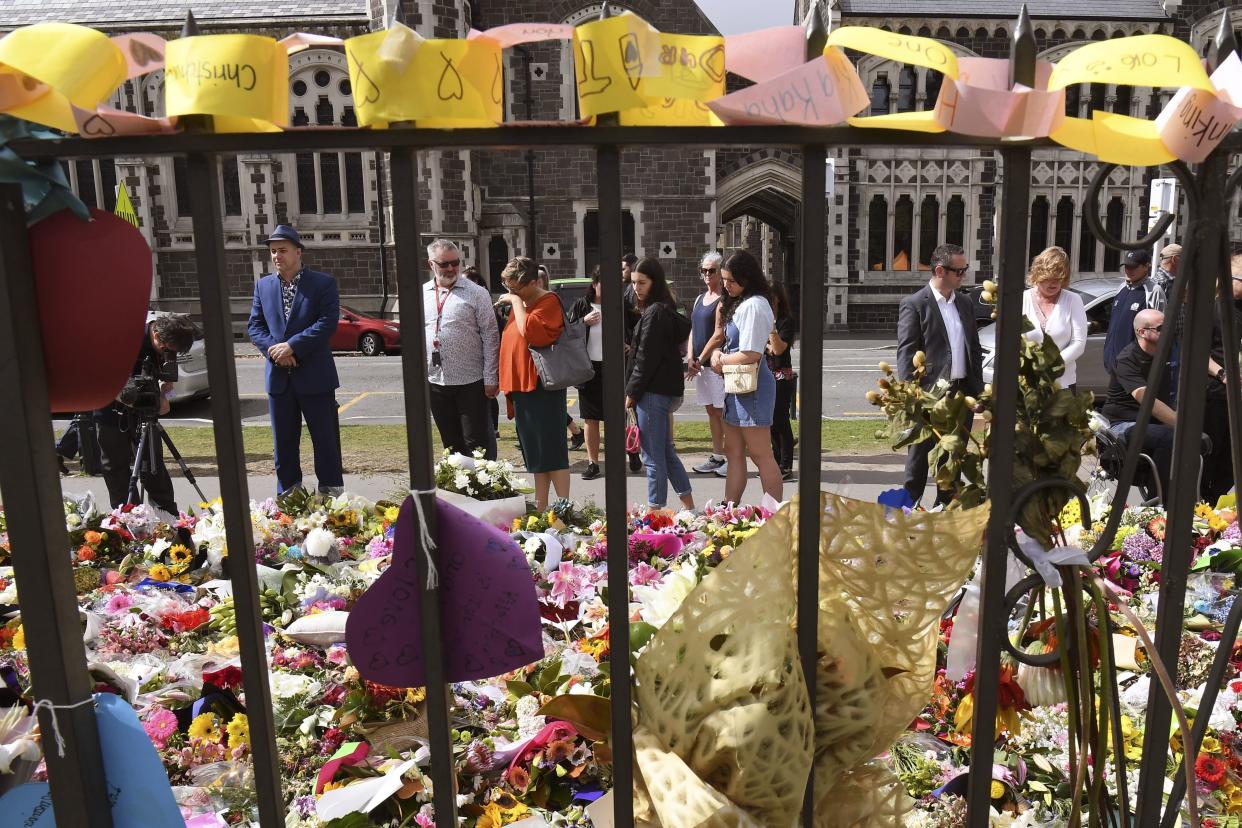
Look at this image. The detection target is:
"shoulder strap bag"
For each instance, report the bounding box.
[528,295,596,391]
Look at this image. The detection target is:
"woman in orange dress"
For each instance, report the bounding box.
[495,257,571,511]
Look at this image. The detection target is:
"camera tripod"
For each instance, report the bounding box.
[126,416,206,509]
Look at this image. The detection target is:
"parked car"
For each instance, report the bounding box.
[979,276,1121,400]
[332,306,401,356]
[550,277,593,308]
[958,284,996,325]
[149,311,210,405]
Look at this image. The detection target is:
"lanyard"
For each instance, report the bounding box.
[432,283,453,346]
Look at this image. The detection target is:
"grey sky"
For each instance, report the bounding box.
[694,0,796,34]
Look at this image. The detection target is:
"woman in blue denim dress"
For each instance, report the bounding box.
[709,250,782,504]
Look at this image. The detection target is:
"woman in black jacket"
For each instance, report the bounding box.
[568,271,605,479]
[625,258,694,510]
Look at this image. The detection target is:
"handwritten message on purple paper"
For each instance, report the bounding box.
[346,495,543,687]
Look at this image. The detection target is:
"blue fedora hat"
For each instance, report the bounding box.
[263,225,304,248]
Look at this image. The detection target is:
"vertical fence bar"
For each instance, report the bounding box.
[185,153,282,824]
[1135,151,1229,824]
[388,148,459,827]
[0,187,112,826]
[796,143,826,827]
[965,14,1035,821]
[597,144,634,827]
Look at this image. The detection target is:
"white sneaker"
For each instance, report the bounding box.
[692,455,726,474]
[713,461,730,478]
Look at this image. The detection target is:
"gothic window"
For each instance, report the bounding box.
[583,209,636,278]
[290,54,367,219]
[1055,196,1074,258]
[1029,195,1049,261]
[893,194,913,271]
[1114,85,1132,116]
[869,73,891,115]
[1064,86,1080,117]
[1086,83,1107,116]
[62,159,118,212]
[1103,196,1125,271]
[1079,211,1097,272]
[918,194,939,269]
[171,156,241,217]
[946,195,965,248]
[924,70,944,109]
[897,66,917,113]
[488,236,509,293]
[867,194,887,270]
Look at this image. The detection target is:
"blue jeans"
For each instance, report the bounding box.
[636,392,692,507]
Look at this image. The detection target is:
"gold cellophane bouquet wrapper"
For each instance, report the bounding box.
[632,493,989,827]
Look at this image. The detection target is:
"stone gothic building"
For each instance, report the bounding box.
[2,0,1236,330]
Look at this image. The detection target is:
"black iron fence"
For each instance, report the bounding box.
[1,14,1241,828]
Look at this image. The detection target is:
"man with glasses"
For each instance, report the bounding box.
[896,243,983,507]
[1103,248,1165,376]
[1101,309,1178,498]
[423,238,499,459]
[686,251,728,474]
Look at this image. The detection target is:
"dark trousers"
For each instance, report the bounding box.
[1124,421,1176,501]
[429,379,495,460]
[771,377,796,471]
[95,414,177,514]
[904,396,974,507]
[269,389,344,494]
[1202,397,1234,502]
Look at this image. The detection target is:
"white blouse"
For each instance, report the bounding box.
[1021,287,1088,387]
[731,295,775,354]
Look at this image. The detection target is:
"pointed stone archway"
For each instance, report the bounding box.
[716,150,802,301]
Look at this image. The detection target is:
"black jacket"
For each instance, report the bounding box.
[626,303,691,399]
[895,284,984,396]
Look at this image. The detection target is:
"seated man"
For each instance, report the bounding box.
[1100,309,1176,498]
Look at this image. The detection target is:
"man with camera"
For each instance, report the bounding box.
[92,313,198,516]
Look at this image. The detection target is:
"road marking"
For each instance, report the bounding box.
[840,411,878,416]
[337,392,371,414]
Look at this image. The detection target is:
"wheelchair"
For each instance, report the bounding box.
[1088,412,1204,507]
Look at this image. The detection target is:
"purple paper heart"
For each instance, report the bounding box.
[347,496,543,687]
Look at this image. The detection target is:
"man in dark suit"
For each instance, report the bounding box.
[895,243,984,507]
[247,225,344,496]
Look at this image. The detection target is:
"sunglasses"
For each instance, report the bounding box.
[1142,324,1163,333]
[432,259,461,269]
[944,266,970,276]
[700,267,718,275]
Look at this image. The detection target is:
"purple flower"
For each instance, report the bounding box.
[1224,521,1241,541]
[1122,530,1163,562]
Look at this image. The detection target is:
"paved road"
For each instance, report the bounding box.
[68,337,897,430]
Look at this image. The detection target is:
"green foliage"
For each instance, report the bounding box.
[867,314,1095,546]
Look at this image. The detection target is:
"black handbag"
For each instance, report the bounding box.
[528,297,596,391]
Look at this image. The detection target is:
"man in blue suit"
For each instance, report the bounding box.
[247,225,345,496]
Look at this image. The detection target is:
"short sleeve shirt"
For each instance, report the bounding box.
[1102,341,1171,423]
[731,295,775,354]
[767,313,796,371]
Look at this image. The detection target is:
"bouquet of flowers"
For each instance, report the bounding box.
[434,450,527,529]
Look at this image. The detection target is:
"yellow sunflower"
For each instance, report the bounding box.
[168,544,193,565]
[148,564,172,582]
[188,712,222,743]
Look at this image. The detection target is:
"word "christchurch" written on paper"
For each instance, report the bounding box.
[166,61,257,91]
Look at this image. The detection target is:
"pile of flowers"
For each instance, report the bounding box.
[0,488,777,826]
[897,494,1242,827]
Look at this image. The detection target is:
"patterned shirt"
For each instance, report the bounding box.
[423,277,500,386]
[280,270,303,320]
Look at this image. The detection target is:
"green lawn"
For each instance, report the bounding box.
[59,420,891,476]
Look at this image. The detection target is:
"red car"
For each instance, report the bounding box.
[332,306,401,356]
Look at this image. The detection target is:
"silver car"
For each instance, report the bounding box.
[149,311,210,404]
[979,276,1122,399]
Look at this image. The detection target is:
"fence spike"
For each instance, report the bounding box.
[803,0,828,60]
[1210,8,1237,75]
[1009,3,1036,89]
